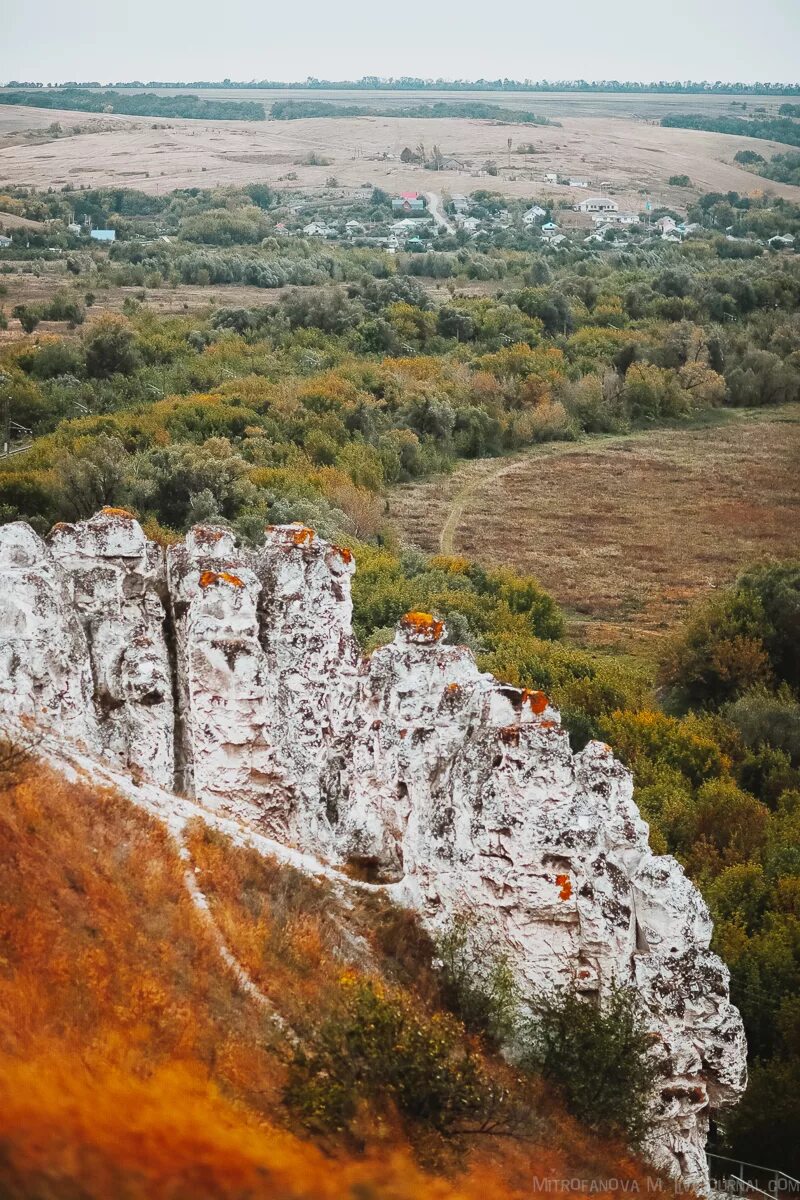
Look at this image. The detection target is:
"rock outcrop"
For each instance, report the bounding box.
[0,510,747,1191]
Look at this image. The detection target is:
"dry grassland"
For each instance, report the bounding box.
[1,106,799,209]
[389,407,800,656]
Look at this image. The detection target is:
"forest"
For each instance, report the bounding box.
[0,180,799,1172]
[661,111,800,148]
[17,78,800,94]
[269,99,555,123]
[0,88,266,121]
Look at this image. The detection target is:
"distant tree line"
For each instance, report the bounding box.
[270,99,554,123]
[0,89,265,121]
[661,112,800,147]
[11,79,800,94]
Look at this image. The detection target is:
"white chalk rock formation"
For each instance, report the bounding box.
[0,513,747,1191]
[48,508,173,787]
[343,615,746,1191]
[0,521,99,750]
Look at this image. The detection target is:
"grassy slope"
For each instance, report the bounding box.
[0,758,655,1200]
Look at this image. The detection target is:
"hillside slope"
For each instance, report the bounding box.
[0,749,660,1199]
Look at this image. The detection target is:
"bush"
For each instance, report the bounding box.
[284,976,510,1138]
[436,916,518,1045]
[519,983,659,1146]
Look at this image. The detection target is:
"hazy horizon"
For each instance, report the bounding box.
[3,0,798,87]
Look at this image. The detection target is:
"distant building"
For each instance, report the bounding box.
[574,197,619,214]
[523,204,547,224]
[302,221,333,237]
[593,211,639,226]
[455,214,480,233]
[654,216,677,234]
[0,235,11,248]
[392,192,427,215]
[450,194,469,213]
[345,220,365,235]
[67,222,82,236]
[90,228,116,242]
[543,172,558,185]
[569,178,589,188]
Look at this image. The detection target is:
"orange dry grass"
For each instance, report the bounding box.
[0,762,661,1199]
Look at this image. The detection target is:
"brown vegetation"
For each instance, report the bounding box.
[0,756,660,1199]
[390,407,800,656]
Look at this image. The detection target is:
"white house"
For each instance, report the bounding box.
[345,220,365,236]
[523,204,547,224]
[302,222,332,237]
[569,178,589,188]
[67,222,82,236]
[455,214,481,233]
[541,223,562,241]
[0,235,12,248]
[543,172,558,185]
[655,216,677,234]
[544,233,568,247]
[450,194,469,214]
[574,197,619,214]
[594,211,639,226]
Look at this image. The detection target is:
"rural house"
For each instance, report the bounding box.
[574,196,619,214]
[0,235,12,248]
[392,192,427,215]
[523,204,547,224]
[450,194,469,213]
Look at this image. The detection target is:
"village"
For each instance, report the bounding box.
[282,179,795,254]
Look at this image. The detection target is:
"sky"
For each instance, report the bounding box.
[2,0,798,85]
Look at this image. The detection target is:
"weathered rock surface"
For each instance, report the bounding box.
[0,512,747,1191]
[48,509,173,788]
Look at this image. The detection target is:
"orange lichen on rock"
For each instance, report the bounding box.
[100,507,135,520]
[49,522,72,534]
[445,683,461,694]
[555,874,573,902]
[199,570,244,590]
[333,545,353,564]
[399,612,444,642]
[283,522,316,545]
[521,689,549,715]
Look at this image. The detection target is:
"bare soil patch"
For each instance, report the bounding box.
[389,408,800,657]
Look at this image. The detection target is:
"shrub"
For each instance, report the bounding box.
[518,983,659,1146]
[284,976,510,1138]
[436,916,518,1045]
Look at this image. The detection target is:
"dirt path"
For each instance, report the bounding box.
[438,457,518,554]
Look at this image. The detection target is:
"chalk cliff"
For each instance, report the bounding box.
[0,509,747,1190]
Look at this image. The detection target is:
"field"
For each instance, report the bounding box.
[2,99,800,210]
[389,406,800,656]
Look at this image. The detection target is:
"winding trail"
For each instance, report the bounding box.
[438,457,519,555]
